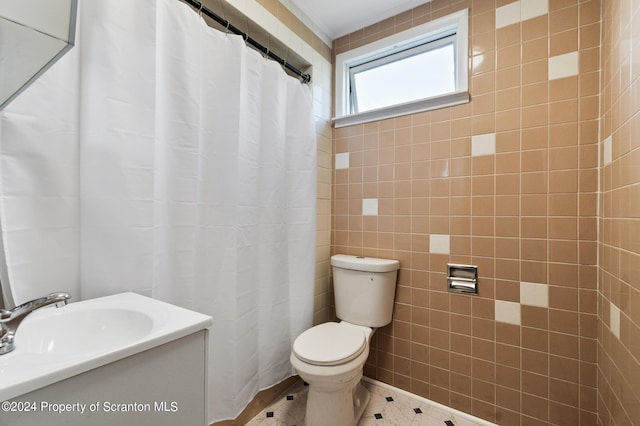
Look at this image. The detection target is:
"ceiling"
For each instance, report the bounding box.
[289,0,431,40]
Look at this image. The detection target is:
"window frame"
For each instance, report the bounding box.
[348,33,457,114]
[333,9,469,128]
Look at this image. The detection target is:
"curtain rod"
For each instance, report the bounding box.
[183,0,311,84]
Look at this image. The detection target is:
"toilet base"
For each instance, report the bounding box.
[304,377,369,426]
[353,382,371,422]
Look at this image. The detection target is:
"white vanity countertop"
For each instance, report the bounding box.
[0,292,212,401]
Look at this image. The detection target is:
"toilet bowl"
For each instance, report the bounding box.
[290,255,399,426]
[290,322,374,426]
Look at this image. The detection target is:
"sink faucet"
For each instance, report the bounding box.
[0,292,71,355]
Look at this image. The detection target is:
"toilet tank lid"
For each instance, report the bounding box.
[331,255,399,273]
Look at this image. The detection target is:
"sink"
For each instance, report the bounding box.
[0,292,212,402]
[17,308,155,354]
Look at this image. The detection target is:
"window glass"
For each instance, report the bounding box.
[350,40,455,113]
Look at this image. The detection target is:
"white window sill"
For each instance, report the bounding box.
[332,90,469,128]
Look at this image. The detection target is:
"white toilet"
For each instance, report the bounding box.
[290,254,400,426]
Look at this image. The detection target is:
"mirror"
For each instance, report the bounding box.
[0,0,77,110]
[0,0,77,307]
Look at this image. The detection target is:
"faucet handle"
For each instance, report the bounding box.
[45,292,71,307]
[0,292,71,355]
[48,292,71,301]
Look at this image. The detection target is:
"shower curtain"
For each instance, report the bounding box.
[0,0,316,422]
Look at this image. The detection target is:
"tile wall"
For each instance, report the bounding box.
[598,0,640,424]
[332,1,601,425]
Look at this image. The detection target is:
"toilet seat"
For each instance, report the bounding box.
[293,322,367,366]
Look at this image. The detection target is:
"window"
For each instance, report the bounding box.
[334,9,469,128]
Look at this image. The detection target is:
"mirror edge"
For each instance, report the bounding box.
[0,0,78,111]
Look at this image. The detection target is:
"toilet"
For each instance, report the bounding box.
[290,254,400,426]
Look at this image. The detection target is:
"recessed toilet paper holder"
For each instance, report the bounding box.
[447,264,478,294]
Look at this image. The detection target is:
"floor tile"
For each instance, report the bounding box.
[246,378,490,426]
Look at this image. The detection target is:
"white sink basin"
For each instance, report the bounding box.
[18,308,155,354]
[0,292,212,401]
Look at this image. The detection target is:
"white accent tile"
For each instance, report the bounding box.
[610,302,621,339]
[521,0,548,21]
[335,152,350,169]
[362,198,378,216]
[471,133,496,156]
[495,300,521,325]
[225,0,246,12]
[496,1,521,29]
[289,34,303,58]
[603,135,612,166]
[301,41,314,63]
[262,11,280,40]
[496,0,548,29]
[244,1,264,27]
[549,51,579,80]
[520,282,549,308]
[429,234,450,255]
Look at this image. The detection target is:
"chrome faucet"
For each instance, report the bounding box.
[0,292,71,355]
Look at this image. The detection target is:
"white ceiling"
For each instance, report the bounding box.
[290,0,431,40]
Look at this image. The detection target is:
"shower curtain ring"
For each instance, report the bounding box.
[197,3,203,16]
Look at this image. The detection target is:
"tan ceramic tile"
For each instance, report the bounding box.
[523,37,549,63]
[522,15,549,42]
[550,76,578,101]
[522,59,548,85]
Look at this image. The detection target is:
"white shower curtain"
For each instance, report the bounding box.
[0,0,316,422]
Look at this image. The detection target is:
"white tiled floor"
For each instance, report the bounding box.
[246,379,486,426]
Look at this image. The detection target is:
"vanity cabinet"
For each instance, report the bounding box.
[5,330,208,426]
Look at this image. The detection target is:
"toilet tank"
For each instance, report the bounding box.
[331,255,400,328]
